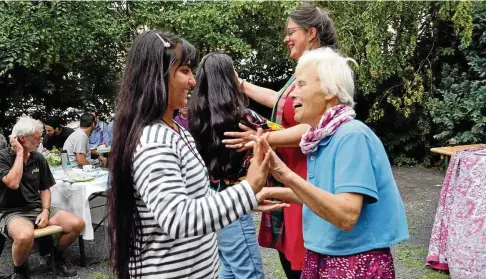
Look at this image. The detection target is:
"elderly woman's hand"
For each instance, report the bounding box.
[257,136,292,184]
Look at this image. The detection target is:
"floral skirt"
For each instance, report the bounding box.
[301,248,395,279]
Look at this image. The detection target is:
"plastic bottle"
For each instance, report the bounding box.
[61,150,68,171]
[65,161,73,178]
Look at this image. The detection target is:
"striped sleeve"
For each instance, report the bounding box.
[133,143,258,239]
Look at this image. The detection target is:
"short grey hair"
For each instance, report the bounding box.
[10,115,44,137]
[296,47,357,107]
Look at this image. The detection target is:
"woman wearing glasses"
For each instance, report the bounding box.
[224,3,338,278]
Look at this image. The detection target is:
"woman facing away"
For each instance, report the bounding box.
[107,30,276,279]
[259,48,409,278]
[223,3,339,277]
[188,53,286,279]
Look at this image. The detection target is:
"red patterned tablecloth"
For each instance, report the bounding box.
[427,145,486,278]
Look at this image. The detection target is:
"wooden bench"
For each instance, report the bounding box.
[430,144,485,170]
[0,225,64,278]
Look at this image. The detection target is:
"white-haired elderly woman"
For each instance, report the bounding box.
[258,48,409,279]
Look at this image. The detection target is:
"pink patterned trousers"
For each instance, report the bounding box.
[301,248,395,279]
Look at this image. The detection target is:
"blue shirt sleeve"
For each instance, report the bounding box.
[103,121,113,146]
[334,132,378,203]
[89,122,105,148]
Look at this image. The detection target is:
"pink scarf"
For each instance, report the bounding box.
[300,104,356,154]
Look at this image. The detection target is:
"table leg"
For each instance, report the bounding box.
[78,236,86,267]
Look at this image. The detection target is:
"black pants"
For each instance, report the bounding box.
[279,251,302,279]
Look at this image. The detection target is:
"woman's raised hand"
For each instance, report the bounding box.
[253,133,292,184]
[223,124,257,152]
[245,128,271,193]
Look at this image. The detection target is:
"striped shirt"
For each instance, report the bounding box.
[130,122,258,278]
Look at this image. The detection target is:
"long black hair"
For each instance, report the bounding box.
[188,53,248,182]
[108,30,196,278]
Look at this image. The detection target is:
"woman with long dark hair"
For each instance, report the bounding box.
[107,31,271,279]
[189,53,284,279]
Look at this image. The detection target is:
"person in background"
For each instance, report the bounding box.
[189,53,287,279]
[63,113,106,167]
[104,118,114,146]
[42,117,74,151]
[0,128,7,150]
[260,48,409,279]
[88,112,107,149]
[0,116,85,279]
[174,100,189,129]
[223,3,339,277]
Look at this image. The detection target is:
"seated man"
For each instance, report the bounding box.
[0,116,85,279]
[42,117,74,151]
[88,112,106,149]
[63,113,106,167]
[103,118,114,147]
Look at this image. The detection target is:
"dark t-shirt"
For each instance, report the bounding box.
[0,148,56,211]
[43,126,74,150]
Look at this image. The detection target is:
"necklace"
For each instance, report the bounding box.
[160,119,209,179]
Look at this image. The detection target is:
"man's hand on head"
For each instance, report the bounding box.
[10,137,24,155]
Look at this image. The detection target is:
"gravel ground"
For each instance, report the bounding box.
[0,166,450,279]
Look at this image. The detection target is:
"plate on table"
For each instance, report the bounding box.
[63,173,95,183]
[84,168,108,178]
[97,146,111,153]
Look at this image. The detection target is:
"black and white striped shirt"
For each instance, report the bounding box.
[130,122,258,278]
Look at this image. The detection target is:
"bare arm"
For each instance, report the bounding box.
[266,124,310,148]
[281,171,363,231]
[242,81,279,109]
[35,189,51,228]
[260,187,302,205]
[75,153,90,166]
[1,138,25,190]
[223,123,310,150]
[1,152,23,190]
[40,189,51,210]
[262,137,364,232]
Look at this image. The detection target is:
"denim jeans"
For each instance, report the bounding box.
[217,213,264,279]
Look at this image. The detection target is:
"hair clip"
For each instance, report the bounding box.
[155,33,171,48]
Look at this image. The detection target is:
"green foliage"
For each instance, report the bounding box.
[0,1,479,166]
[0,1,129,129]
[427,2,486,145]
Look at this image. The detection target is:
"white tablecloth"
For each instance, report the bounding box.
[50,169,109,240]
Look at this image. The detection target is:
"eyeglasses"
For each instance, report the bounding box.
[286,27,303,38]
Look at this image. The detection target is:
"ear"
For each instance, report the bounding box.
[324,93,337,101]
[308,27,318,43]
[17,135,26,143]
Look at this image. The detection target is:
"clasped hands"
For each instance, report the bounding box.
[242,128,293,212]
